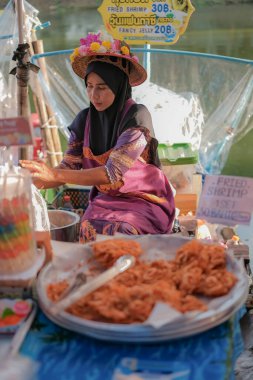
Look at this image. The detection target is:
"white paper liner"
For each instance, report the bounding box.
[51,240,87,270]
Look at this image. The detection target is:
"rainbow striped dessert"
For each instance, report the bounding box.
[0,195,35,274]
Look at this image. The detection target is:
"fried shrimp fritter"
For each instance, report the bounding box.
[203,245,227,271]
[176,266,203,294]
[91,239,143,267]
[175,240,210,269]
[47,238,238,324]
[196,269,237,297]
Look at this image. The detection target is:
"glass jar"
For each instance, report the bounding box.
[0,155,36,275]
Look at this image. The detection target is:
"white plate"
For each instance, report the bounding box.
[37,235,249,342]
[39,287,247,342]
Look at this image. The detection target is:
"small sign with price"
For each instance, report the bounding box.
[197,175,253,226]
[98,0,195,45]
[0,117,33,147]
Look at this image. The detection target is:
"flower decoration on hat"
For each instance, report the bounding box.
[121,46,130,55]
[70,47,80,63]
[70,31,147,87]
[70,31,139,63]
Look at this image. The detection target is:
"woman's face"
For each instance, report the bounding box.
[86,72,115,111]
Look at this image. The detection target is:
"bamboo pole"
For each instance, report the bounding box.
[46,104,63,165]
[18,26,57,167]
[31,80,58,167]
[32,39,63,165]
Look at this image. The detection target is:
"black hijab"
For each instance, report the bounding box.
[85,61,132,155]
[69,60,161,167]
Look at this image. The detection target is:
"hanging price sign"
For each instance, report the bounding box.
[98,0,195,45]
[0,117,33,147]
[197,175,253,226]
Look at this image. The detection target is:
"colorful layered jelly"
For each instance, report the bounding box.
[0,195,35,274]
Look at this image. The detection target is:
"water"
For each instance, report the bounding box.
[35,3,253,60]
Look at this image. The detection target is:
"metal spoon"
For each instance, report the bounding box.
[57,271,87,301]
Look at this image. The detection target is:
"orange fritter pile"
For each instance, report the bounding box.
[91,238,143,268]
[47,239,238,324]
[174,239,237,296]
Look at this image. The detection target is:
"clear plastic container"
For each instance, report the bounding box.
[0,164,36,275]
[158,143,198,194]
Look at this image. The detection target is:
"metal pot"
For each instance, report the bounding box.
[48,210,80,242]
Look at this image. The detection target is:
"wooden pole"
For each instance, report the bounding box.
[24,29,58,167]
[32,40,63,165]
[16,0,24,44]
[15,0,30,159]
[31,81,58,167]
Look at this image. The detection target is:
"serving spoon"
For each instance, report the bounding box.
[50,254,136,315]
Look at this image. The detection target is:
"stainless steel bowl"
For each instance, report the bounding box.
[48,210,80,242]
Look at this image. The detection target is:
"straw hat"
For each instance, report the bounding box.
[70,31,147,87]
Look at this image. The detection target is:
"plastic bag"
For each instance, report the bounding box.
[31,185,50,231]
[199,68,253,174]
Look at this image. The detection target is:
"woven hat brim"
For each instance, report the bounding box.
[72,52,147,87]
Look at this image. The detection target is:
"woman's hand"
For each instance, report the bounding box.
[19,160,57,185]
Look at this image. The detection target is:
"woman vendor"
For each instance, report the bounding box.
[20,31,175,242]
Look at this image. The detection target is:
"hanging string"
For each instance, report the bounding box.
[46,151,62,156]
[40,124,58,130]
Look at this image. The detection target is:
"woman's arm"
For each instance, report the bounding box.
[20,160,110,188]
[55,165,109,186]
[20,128,147,188]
